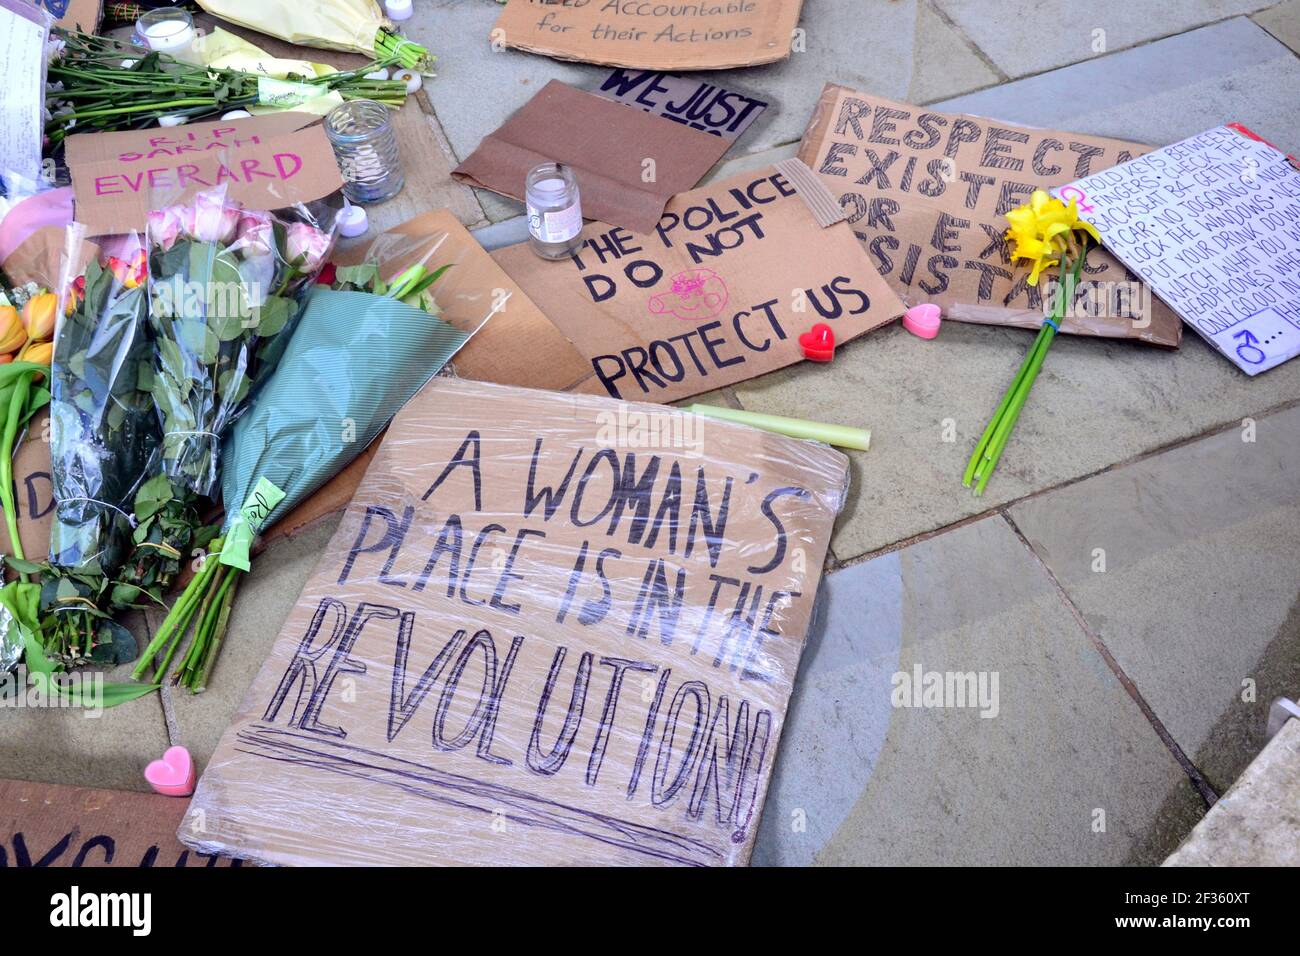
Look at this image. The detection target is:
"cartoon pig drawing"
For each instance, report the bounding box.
[648,269,729,321]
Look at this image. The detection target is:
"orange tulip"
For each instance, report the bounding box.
[21,292,57,341]
[0,354,13,365]
[0,306,25,354]
[21,341,53,367]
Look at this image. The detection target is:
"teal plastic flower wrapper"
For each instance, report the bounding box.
[217,287,470,568]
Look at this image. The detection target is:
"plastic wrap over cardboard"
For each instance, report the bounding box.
[182,378,849,865]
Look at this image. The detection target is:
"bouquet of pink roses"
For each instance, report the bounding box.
[120,187,334,605]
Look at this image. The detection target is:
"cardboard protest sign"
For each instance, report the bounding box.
[594,68,768,141]
[1059,125,1300,375]
[6,410,54,568]
[491,160,905,403]
[492,0,805,71]
[67,113,341,237]
[454,80,730,235]
[797,83,1184,348]
[183,378,848,866]
[35,0,100,31]
[0,778,240,867]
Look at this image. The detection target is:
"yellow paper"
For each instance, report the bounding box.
[195,0,384,56]
[191,28,345,116]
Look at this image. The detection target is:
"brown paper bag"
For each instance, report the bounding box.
[182,377,848,866]
[797,83,1183,347]
[453,80,730,234]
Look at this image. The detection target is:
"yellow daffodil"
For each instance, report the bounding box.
[1005,189,1101,285]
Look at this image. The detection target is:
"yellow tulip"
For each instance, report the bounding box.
[21,292,57,341]
[21,340,53,367]
[1004,188,1100,286]
[0,306,25,354]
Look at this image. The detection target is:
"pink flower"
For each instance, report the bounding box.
[186,191,240,244]
[234,210,275,259]
[147,205,184,251]
[284,222,332,273]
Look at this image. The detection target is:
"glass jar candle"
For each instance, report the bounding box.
[136,7,196,54]
[526,163,583,260]
[325,100,405,205]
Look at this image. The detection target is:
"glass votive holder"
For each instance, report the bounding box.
[136,7,196,55]
[324,100,405,205]
[525,163,583,260]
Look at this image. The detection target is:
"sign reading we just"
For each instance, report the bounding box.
[66,113,341,236]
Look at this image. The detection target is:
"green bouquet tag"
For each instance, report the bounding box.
[257,77,314,107]
[219,476,286,571]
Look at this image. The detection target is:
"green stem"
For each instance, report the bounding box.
[0,373,32,577]
[969,245,1086,495]
[194,572,240,692]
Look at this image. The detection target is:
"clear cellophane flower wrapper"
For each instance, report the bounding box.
[144,185,337,499]
[48,226,158,578]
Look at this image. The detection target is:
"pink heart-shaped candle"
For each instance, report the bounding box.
[144,745,195,797]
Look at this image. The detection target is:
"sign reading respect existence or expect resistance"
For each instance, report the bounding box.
[1059,126,1300,375]
[183,378,848,866]
[797,83,1186,348]
[492,0,806,71]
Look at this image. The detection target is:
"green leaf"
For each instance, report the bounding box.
[218,368,250,405]
[255,295,291,338]
[134,473,174,521]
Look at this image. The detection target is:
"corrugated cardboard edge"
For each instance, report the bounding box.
[774,157,845,227]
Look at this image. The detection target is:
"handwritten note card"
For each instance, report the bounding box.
[182,379,848,866]
[1060,126,1300,375]
[0,0,49,189]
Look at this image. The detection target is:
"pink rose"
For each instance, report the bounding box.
[147,205,184,251]
[185,191,240,244]
[284,222,332,273]
[234,210,275,259]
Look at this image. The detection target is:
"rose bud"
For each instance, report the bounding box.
[285,222,332,273]
[189,192,241,244]
[234,210,275,259]
[147,206,185,251]
[21,292,57,341]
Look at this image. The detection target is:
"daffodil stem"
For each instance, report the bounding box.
[965,245,1085,494]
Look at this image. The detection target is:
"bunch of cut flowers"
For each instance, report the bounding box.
[156,241,468,693]
[129,187,335,686]
[45,29,410,146]
[27,240,165,669]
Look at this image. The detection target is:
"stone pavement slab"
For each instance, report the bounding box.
[939,17,1300,155]
[0,613,169,794]
[1165,716,1300,866]
[934,0,1279,78]
[752,514,1204,866]
[733,320,1300,562]
[166,514,343,770]
[1254,0,1300,52]
[1008,403,1300,795]
[411,0,995,225]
